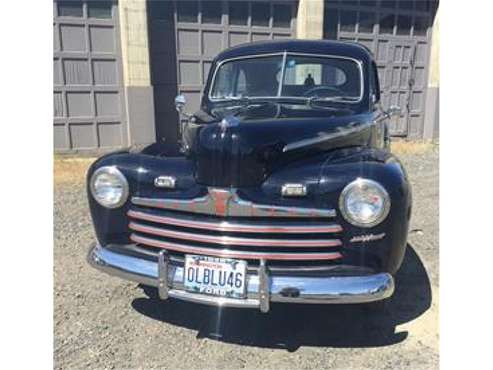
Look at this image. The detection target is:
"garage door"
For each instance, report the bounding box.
[53,0,126,151]
[324,0,438,138]
[148,0,298,144]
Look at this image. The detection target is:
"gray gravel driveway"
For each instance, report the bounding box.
[54,148,439,370]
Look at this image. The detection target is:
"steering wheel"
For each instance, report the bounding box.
[303,86,345,98]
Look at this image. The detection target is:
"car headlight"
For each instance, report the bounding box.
[90,166,129,209]
[339,178,390,227]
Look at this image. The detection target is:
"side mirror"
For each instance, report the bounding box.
[174,94,192,153]
[387,105,401,118]
[175,94,186,114]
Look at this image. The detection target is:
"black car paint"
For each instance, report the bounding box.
[87,40,411,275]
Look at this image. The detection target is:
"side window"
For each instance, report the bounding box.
[370,61,380,104]
[235,69,247,96]
[211,63,234,98]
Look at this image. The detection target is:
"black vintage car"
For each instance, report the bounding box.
[87,40,411,313]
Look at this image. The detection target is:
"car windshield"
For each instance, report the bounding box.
[210,53,362,102]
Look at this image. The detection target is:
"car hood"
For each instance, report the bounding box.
[192,104,375,187]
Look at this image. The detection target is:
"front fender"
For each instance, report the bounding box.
[259,147,412,274]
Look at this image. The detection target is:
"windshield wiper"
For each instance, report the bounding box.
[308,96,359,103]
[212,97,279,117]
[213,95,358,113]
[302,96,359,111]
[215,97,277,110]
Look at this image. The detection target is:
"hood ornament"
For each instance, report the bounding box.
[219,115,240,131]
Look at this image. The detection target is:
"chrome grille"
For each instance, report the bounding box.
[128,194,343,262]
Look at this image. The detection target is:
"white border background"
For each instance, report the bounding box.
[0,1,492,368]
[440,0,493,368]
[0,1,53,368]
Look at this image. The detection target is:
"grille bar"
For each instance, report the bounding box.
[130,234,343,261]
[129,222,342,248]
[127,209,342,234]
[131,194,336,218]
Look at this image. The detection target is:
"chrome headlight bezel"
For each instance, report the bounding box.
[339,178,391,228]
[89,166,129,209]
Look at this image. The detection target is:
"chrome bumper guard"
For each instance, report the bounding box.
[88,244,394,313]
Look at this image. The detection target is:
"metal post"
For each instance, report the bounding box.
[258,259,270,313]
[158,250,169,300]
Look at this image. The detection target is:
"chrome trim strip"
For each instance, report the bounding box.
[127,210,342,234]
[282,121,374,153]
[277,51,287,97]
[129,234,343,261]
[208,51,364,103]
[131,189,336,218]
[158,250,169,299]
[88,243,395,311]
[129,222,342,248]
[258,260,270,313]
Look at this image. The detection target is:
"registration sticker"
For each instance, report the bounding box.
[184,255,247,299]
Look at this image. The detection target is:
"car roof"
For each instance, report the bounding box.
[215,39,373,62]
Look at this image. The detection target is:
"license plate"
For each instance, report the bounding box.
[183,255,247,299]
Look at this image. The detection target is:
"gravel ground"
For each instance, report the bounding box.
[54,148,439,370]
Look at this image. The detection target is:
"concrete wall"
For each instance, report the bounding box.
[118,0,156,147]
[296,0,324,39]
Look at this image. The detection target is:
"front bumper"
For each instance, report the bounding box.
[88,243,394,313]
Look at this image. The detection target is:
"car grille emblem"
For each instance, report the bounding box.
[208,188,234,216]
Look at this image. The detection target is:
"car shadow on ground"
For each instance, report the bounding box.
[131,244,431,351]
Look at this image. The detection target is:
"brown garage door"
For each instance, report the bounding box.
[148,0,298,145]
[324,0,438,138]
[53,0,127,152]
